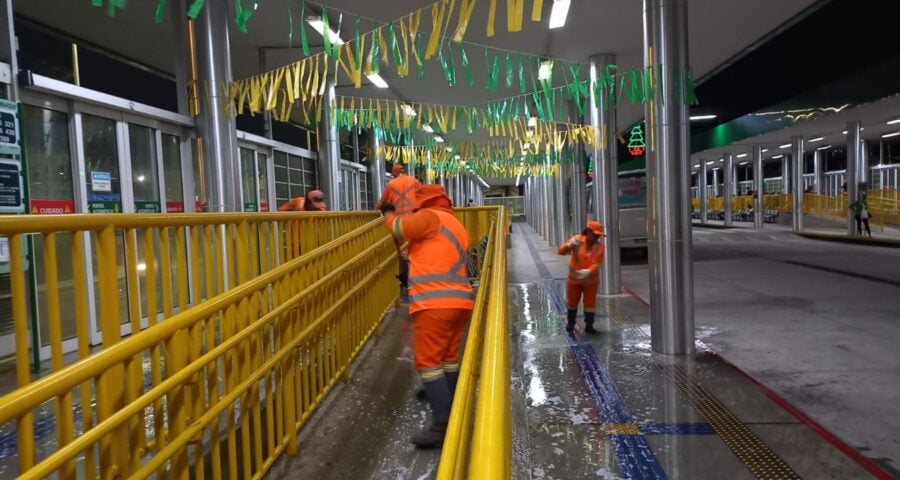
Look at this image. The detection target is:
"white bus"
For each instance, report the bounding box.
[586,168,648,252]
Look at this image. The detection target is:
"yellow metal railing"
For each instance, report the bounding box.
[0,212,391,478]
[438,206,510,480]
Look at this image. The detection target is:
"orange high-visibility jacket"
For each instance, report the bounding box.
[375,174,422,214]
[278,197,306,211]
[558,235,605,286]
[384,186,474,315]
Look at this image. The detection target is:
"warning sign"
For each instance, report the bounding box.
[31,199,75,215]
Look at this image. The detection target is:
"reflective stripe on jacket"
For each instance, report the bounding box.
[386,208,474,314]
[559,235,604,286]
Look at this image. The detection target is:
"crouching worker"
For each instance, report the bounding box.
[559,221,606,334]
[380,184,473,449]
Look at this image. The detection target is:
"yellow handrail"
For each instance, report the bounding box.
[437,206,510,480]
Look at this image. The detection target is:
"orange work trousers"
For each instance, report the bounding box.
[566,282,598,313]
[413,308,471,373]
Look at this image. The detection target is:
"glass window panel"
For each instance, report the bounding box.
[257,152,269,211]
[83,115,122,209]
[128,124,160,209]
[162,134,183,204]
[289,168,304,187]
[275,182,289,201]
[274,151,287,168]
[240,148,257,211]
[274,165,287,183]
[23,106,73,201]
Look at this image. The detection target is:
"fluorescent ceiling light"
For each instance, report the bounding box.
[808,136,825,143]
[434,135,445,143]
[366,73,388,88]
[772,154,784,159]
[705,161,714,165]
[843,128,865,134]
[689,115,717,121]
[779,143,791,149]
[736,153,748,158]
[692,164,700,168]
[887,119,900,125]
[538,61,554,81]
[762,148,769,153]
[422,125,434,133]
[882,131,900,138]
[739,161,749,165]
[307,17,345,45]
[548,0,571,29]
[718,158,724,162]
[816,145,832,151]
[402,104,417,116]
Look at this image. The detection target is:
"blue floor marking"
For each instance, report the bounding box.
[519,225,672,479]
[640,423,716,435]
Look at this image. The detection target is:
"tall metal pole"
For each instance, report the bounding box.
[860,140,869,189]
[1,0,19,101]
[317,81,341,210]
[782,156,790,194]
[644,0,695,355]
[753,146,764,229]
[570,152,587,233]
[791,136,804,232]
[369,129,385,205]
[555,155,570,242]
[813,150,823,194]
[699,160,708,224]
[196,0,240,212]
[589,53,620,295]
[846,121,861,235]
[723,153,734,226]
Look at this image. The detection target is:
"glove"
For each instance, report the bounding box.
[567,238,582,249]
[379,202,396,215]
[576,269,591,279]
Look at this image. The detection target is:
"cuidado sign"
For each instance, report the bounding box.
[31,199,76,215]
[166,201,185,213]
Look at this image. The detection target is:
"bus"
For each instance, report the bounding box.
[586,168,648,252]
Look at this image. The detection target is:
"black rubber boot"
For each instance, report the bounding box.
[413,377,451,449]
[416,388,427,401]
[584,313,598,335]
[398,257,410,288]
[566,309,578,332]
[445,370,459,397]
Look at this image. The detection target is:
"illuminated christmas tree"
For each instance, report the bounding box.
[627,125,645,156]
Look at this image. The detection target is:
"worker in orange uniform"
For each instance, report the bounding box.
[277,189,327,212]
[375,164,421,287]
[380,184,473,449]
[559,221,606,334]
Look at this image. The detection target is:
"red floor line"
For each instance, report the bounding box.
[620,286,894,480]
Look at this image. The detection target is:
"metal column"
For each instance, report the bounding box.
[846,121,861,235]
[196,0,240,212]
[317,81,342,210]
[644,0,695,355]
[813,150,823,194]
[712,168,720,197]
[860,140,869,188]
[723,153,734,226]
[699,161,708,224]
[1,0,19,101]
[791,136,804,232]
[753,146,764,229]
[555,157,570,243]
[589,53,620,295]
[369,129,385,204]
[570,152,587,234]
[782,156,790,194]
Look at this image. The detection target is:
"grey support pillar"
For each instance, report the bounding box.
[196,0,240,211]
[317,81,341,210]
[813,150,823,194]
[555,159,570,243]
[860,140,869,188]
[1,0,19,101]
[723,153,734,226]
[712,168,720,197]
[753,146,764,229]
[644,0,695,355]
[369,129,385,204]
[846,121,861,235]
[699,161,708,224]
[782,156,790,194]
[589,53,621,295]
[570,154,587,234]
[791,136,804,232]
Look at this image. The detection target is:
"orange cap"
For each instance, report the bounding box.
[586,221,605,236]
[306,190,327,210]
[391,164,404,177]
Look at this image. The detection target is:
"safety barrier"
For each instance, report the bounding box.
[483,196,526,217]
[0,213,394,478]
[438,206,510,480]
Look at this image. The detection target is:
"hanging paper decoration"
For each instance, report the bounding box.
[627,125,645,156]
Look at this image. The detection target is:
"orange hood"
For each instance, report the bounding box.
[413,184,454,212]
